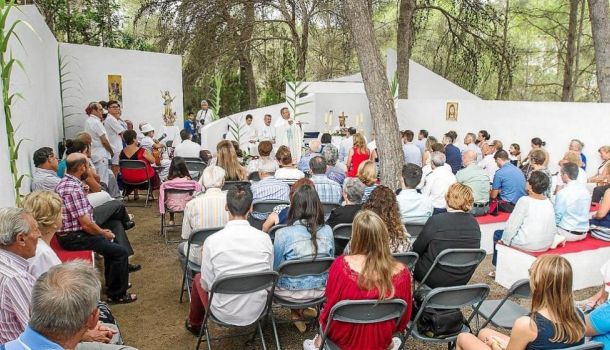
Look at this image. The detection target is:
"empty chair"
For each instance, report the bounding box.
[415,248,487,292]
[179,227,223,303]
[332,224,352,256]
[393,252,419,272]
[475,278,530,330]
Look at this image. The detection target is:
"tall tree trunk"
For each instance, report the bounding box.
[240,0,257,108]
[588,0,610,102]
[572,0,586,101]
[496,0,510,99]
[297,20,309,80]
[344,0,403,190]
[562,0,579,101]
[397,0,416,99]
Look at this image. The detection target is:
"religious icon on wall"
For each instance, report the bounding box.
[446,102,458,121]
[107,75,123,104]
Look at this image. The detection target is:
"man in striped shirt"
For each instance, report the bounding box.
[0,207,40,343]
[250,158,290,221]
[310,156,342,204]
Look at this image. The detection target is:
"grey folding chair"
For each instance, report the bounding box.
[415,248,487,293]
[332,224,352,256]
[179,227,223,303]
[252,200,290,216]
[222,181,250,191]
[475,278,530,330]
[321,202,341,216]
[185,161,206,181]
[555,342,604,350]
[268,224,287,243]
[399,283,490,350]
[160,188,195,244]
[196,271,279,350]
[271,257,335,350]
[393,252,419,272]
[404,224,424,240]
[319,299,408,350]
[119,160,153,207]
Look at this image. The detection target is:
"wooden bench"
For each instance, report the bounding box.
[50,235,94,265]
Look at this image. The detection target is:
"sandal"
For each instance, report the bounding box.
[107,293,138,304]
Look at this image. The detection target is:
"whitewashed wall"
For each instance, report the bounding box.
[0,6,62,207]
[59,43,183,139]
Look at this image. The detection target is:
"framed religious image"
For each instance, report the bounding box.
[108,75,123,104]
[446,102,458,121]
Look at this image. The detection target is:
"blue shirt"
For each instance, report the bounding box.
[590,301,610,348]
[297,152,321,174]
[555,181,591,232]
[311,174,342,204]
[184,119,196,135]
[273,222,334,290]
[445,144,462,174]
[402,143,422,167]
[325,166,345,185]
[57,159,67,178]
[581,153,587,170]
[2,326,63,350]
[492,162,527,204]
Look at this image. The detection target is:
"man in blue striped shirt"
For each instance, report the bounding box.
[310,156,342,204]
[250,158,290,220]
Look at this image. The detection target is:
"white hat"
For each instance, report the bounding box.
[141,124,154,134]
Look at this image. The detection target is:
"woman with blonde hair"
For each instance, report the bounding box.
[346,133,371,178]
[303,210,412,350]
[216,140,246,181]
[21,191,63,278]
[422,135,438,167]
[357,160,378,201]
[590,145,610,203]
[457,255,585,350]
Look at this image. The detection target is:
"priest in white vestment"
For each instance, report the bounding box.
[274,107,303,163]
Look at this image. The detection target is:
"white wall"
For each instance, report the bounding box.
[0,5,62,207]
[397,99,610,174]
[59,43,183,139]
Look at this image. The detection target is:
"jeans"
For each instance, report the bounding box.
[93,200,133,256]
[432,208,447,215]
[492,229,504,266]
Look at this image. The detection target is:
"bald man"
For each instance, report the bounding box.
[297,139,322,174]
[456,150,490,216]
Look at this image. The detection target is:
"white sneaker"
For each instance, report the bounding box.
[303,338,318,350]
[390,337,402,350]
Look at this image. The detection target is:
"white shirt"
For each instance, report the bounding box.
[103,115,125,155]
[140,136,155,153]
[258,124,276,141]
[397,189,434,224]
[201,220,273,326]
[174,139,201,158]
[478,154,499,182]
[414,138,426,154]
[422,165,457,209]
[273,117,290,129]
[27,239,61,278]
[501,196,556,252]
[403,143,422,166]
[197,109,214,131]
[339,136,354,163]
[275,167,305,180]
[84,116,110,161]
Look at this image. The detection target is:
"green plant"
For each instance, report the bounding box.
[390,71,399,100]
[58,50,84,136]
[0,0,35,205]
[210,72,223,120]
[285,73,311,121]
[226,116,248,156]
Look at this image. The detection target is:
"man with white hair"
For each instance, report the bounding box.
[250,158,290,221]
[196,99,214,144]
[297,139,322,174]
[422,151,457,213]
[463,132,482,162]
[179,166,229,265]
[569,138,586,170]
[478,142,499,182]
[457,150,490,216]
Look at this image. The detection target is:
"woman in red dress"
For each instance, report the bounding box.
[304,210,412,350]
[346,133,372,177]
[119,130,161,197]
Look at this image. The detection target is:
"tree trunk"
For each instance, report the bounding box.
[588,0,610,102]
[344,0,403,190]
[496,0,510,100]
[562,0,579,101]
[572,0,586,101]
[397,0,416,99]
[240,0,257,108]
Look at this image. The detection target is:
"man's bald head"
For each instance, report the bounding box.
[462,150,477,166]
[66,153,88,175]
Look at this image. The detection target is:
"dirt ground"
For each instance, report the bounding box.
[110,198,597,350]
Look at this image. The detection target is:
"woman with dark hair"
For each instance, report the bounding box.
[275,146,305,181]
[273,183,333,333]
[120,129,161,198]
[262,178,313,232]
[523,137,550,168]
[159,157,201,225]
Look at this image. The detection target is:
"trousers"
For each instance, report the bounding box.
[188,273,210,327]
[93,200,133,256]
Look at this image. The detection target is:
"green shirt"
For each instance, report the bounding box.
[456,163,490,203]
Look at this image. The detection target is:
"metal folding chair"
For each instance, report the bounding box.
[185,161,206,181]
[119,159,153,207]
[160,188,195,244]
[399,284,490,350]
[222,181,250,191]
[319,299,409,350]
[196,271,279,350]
[404,224,425,240]
[555,342,604,350]
[252,200,290,216]
[393,252,419,272]
[271,257,335,350]
[332,224,352,256]
[415,248,487,292]
[474,278,530,330]
[268,224,287,243]
[179,227,223,303]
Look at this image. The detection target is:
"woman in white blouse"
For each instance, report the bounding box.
[21,191,63,278]
[274,145,305,181]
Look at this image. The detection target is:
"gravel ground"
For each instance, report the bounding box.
[108,199,597,350]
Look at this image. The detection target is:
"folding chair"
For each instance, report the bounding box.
[332,224,352,256]
[271,257,335,350]
[556,342,604,350]
[415,248,487,293]
[160,188,195,244]
[165,140,173,148]
[321,202,340,216]
[196,271,279,350]
[119,160,153,207]
[185,161,206,181]
[393,252,419,272]
[222,181,250,191]
[179,227,223,303]
[474,278,530,330]
[252,200,290,217]
[404,224,425,240]
[319,299,409,350]
[268,224,287,243]
[399,284,490,350]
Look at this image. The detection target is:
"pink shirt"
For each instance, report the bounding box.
[0,249,36,343]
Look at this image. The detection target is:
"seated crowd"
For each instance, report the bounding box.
[6,101,610,350]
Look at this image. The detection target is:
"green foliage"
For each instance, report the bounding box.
[285,74,311,122]
[210,73,222,120]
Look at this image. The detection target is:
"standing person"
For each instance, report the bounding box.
[443,132,462,174]
[258,113,276,142]
[274,107,304,163]
[415,129,428,154]
[103,100,126,177]
[84,102,113,186]
[402,130,422,167]
[196,99,214,143]
[346,133,370,178]
[456,255,586,350]
[184,112,197,143]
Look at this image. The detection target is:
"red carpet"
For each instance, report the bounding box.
[476,204,600,226]
[50,235,93,264]
[508,236,610,257]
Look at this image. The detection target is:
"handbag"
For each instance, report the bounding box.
[412,289,468,338]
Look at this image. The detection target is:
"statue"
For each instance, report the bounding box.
[161,90,177,126]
